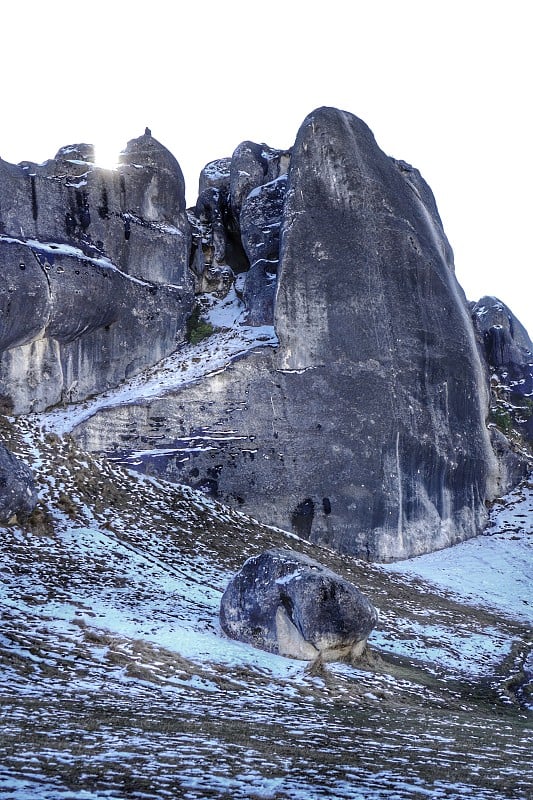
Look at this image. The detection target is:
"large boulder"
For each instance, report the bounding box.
[0,443,37,523]
[220,549,378,660]
[0,132,193,412]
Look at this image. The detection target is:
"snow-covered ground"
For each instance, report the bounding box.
[1,417,531,799]
[384,480,533,625]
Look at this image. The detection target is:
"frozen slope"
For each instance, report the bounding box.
[0,417,531,799]
[384,478,533,625]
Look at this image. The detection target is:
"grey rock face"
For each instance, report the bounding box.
[471,296,533,448]
[471,296,533,398]
[230,142,290,224]
[198,158,231,195]
[0,443,37,523]
[71,107,505,561]
[270,107,499,557]
[0,133,193,412]
[240,175,287,325]
[220,549,378,660]
[489,427,529,492]
[188,142,290,313]
[188,187,236,296]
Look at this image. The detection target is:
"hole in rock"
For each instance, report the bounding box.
[291,498,315,539]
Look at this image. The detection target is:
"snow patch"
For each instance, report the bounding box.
[36,290,278,436]
[384,477,533,624]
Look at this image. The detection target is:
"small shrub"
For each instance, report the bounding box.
[489,405,513,435]
[186,304,216,345]
[23,503,55,536]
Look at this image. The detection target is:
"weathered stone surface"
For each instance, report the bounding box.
[198,158,231,195]
[471,296,533,398]
[240,175,287,324]
[271,107,500,557]
[489,427,529,491]
[188,187,236,295]
[0,132,193,412]
[0,443,37,523]
[220,549,378,660]
[229,141,289,223]
[2,134,190,284]
[188,144,290,307]
[471,296,533,451]
[71,107,507,561]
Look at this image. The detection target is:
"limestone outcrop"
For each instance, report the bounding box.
[0,133,193,413]
[0,443,37,523]
[3,107,530,562]
[187,141,289,320]
[72,107,505,561]
[471,296,533,410]
[470,296,533,473]
[268,108,500,557]
[220,549,378,660]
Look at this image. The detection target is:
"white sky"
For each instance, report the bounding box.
[2,0,531,333]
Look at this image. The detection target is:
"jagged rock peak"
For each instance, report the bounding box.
[53,142,95,165]
[119,130,187,216]
[471,296,533,384]
[198,158,231,195]
[189,139,290,316]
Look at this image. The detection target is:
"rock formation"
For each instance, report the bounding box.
[2,106,530,561]
[0,443,37,523]
[470,296,533,483]
[187,142,289,320]
[0,133,193,413]
[471,297,533,392]
[71,107,509,561]
[220,549,378,660]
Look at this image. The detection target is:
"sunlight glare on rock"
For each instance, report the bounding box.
[94,140,121,170]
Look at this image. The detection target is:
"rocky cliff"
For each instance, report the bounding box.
[1,107,531,560]
[0,132,192,413]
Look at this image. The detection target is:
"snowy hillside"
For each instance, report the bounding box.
[0,415,531,799]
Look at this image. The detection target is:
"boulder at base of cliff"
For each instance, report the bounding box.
[0,443,38,523]
[220,549,378,661]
